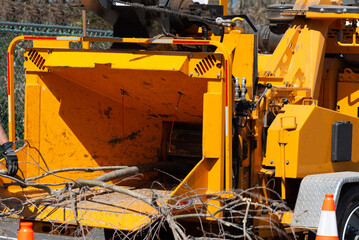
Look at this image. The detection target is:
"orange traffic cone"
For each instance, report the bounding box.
[316,194,339,240]
[17,222,35,240]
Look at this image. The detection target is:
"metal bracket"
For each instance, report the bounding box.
[308,4,359,13]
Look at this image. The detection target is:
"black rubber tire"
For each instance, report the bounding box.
[336,186,359,240]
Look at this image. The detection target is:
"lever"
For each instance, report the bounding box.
[253,83,272,109]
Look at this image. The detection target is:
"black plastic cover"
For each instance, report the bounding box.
[332,121,352,162]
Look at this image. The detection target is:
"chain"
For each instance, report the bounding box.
[112,0,219,26]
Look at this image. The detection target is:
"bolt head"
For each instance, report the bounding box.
[286,160,289,165]
[270,160,274,164]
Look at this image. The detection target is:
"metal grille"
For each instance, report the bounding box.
[0,21,112,145]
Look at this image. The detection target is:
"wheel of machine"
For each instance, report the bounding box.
[337,186,359,240]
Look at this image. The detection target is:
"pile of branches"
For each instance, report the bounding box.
[0,141,296,239]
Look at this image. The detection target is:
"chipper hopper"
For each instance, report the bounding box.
[4,33,255,236]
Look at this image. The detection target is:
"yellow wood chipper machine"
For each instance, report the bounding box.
[4,0,359,239]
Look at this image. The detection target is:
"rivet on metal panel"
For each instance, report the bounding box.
[190,72,193,77]
[270,160,274,164]
[286,160,289,165]
[217,73,220,78]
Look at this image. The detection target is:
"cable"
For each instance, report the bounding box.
[15,139,50,171]
[112,0,218,26]
[168,91,183,152]
[121,91,126,150]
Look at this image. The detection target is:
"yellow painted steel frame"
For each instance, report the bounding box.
[259,17,332,99]
[259,8,359,199]
[6,35,237,228]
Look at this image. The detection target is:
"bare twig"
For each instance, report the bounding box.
[26,166,128,182]
[93,161,190,183]
[76,178,154,207]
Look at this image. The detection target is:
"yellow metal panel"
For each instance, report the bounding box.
[170,159,209,198]
[258,54,272,72]
[232,34,256,99]
[203,93,222,158]
[207,157,224,192]
[264,105,359,179]
[207,79,223,93]
[337,82,359,117]
[33,40,69,49]
[18,198,157,231]
[23,75,42,181]
[169,158,224,219]
[221,30,242,53]
[44,50,222,79]
[262,19,329,99]
[45,51,189,71]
